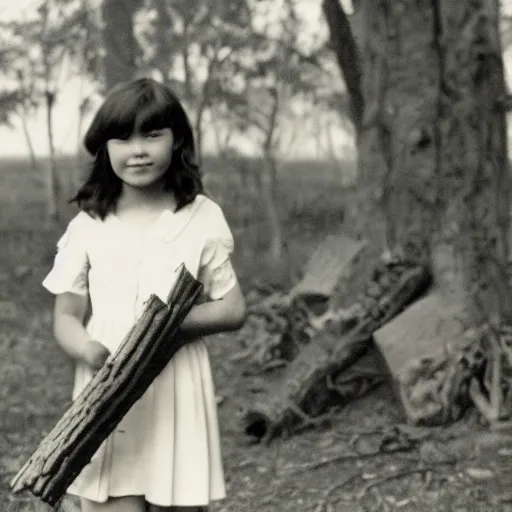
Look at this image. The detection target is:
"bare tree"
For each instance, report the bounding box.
[325,0,512,421]
[0,0,91,221]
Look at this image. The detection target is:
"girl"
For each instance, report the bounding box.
[42,77,246,512]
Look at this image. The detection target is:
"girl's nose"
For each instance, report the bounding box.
[130,137,147,155]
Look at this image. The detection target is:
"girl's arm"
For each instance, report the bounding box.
[180,281,246,338]
[53,292,110,369]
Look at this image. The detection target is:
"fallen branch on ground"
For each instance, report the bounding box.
[282,438,416,476]
[315,471,361,511]
[357,460,458,499]
[243,261,432,442]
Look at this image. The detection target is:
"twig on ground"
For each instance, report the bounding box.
[282,442,415,475]
[357,461,458,499]
[270,440,282,478]
[289,407,344,435]
[370,487,387,511]
[314,471,361,512]
[326,471,361,499]
[282,452,363,475]
[332,427,385,438]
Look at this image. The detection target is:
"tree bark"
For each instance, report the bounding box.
[352,0,512,422]
[259,88,286,274]
[101,0,143,90]
[182,24,192,99]
[243,0,512,435]
[322,0,364,135]
[358,0,512,324]
[194,96,206,165]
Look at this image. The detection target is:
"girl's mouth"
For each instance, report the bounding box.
[128,162,152,168]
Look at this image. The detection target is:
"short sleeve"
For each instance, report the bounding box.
[42,214,90,296]
[198,206,237,300]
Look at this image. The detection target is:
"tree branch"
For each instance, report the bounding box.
[322,0,363,134]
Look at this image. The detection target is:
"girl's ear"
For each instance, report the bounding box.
[173,137,184,150]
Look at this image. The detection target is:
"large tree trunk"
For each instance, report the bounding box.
[359,0,511,323]
[357,0,512,420]
[101,0,143,90]
[242,0,512,438]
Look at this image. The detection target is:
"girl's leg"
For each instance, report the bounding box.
[81,495,146,512]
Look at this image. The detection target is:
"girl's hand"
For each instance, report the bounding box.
[80,340,111,371]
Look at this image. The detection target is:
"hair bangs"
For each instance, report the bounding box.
[77,77,203,218]
[134,95,173,134]
[84,81,175,154]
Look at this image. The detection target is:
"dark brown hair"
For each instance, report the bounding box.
[71,77,203,219]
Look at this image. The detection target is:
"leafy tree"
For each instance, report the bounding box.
[0,0,96,220]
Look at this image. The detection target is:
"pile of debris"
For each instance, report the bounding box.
[237,233,506,443]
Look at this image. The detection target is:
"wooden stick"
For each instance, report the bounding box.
[357,461,457,499]
[11,265,203,506]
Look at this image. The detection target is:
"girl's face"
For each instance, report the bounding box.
[106,128,174,189]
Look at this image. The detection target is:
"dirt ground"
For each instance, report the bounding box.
[2,159,512,511]
[2,249,512,512]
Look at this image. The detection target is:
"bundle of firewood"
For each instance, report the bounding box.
[10,264,203,507]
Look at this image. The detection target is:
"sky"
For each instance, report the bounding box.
[0,0,511,159]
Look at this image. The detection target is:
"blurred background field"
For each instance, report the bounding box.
[0,154,361,284]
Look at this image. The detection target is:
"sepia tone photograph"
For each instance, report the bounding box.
[2,0,512,510]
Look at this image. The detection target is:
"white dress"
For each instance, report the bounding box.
[42,194,236,507]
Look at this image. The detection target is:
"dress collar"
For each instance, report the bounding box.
[110,194,207,243]
[159,194,207,242]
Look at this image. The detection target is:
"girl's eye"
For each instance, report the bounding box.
[146,131,161,138]
[112,132,131,141]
